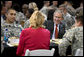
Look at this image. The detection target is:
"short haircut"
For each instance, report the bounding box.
[12,3,20,12]
[6,8,16,14]
[75,7,83,24]
[67,1,73,5]
[53,9,64,18]
[59,4,67,9]
[5,1,12,4]
[43,1,49,4]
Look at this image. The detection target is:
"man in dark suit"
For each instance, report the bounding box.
[44,9,66,39]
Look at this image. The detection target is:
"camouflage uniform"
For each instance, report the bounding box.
[1,17,5,25]
[24,19,30,28]
[66,5,76,16]
[1,21,23,38]
[40,6,49,17]
[49,5,58,10]
[62,13,75,30]
[58,26,83,56]
[15,11,26,25]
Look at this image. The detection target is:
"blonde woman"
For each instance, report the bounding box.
[28,2,38,11]
[28,2,47,21]
[16,11,50,56]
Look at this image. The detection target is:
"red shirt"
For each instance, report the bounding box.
[16,27,50,56]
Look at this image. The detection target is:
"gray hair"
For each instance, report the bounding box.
[53,9,64,18]
[59,4,67,9]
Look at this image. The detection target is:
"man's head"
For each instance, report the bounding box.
[66,1,73,6]
[43,1,50,6]
[53,10,63,24]
[80,2,83,7]
[5,1,12,9]
[25,8,34,19]
[22,4,28,14]
[59,4,67,14]
[52,1,58,6]
[6,9,16,23]
[1,5,7,15]
[63,1,68,5]
[75,7,83,26]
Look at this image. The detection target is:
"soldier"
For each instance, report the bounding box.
[1,4,7,24]
[40,1,50,17]
[5,1,12,11]
[1,8,23,38]
[12,4,26,27]
[49,1,58,10]
[59,4,75,30]
[22,4,28,16]
[58,7,83,56]
[65,1,76,16]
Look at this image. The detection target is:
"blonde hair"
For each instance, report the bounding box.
[29,11,45,28]
[29,2,38,11]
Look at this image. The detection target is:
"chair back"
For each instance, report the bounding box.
[25,48,55,56]
[75,48,83,56]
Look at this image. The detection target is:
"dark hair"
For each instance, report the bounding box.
[12,3,20,12]
[43,1,49,4]
[59,4,67,9]
[67,1,73,5]
[75,7,83,24]
[27,8,34,15]
[47,9,55,21]
[6,8,16,14]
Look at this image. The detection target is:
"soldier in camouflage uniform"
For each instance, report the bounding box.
[40,1,50,17]
[58,7,83,56]
[59,4,75,30]
[49,1,58,10]
[1,9,23,38]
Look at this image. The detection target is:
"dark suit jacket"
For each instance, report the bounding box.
[44,20,66,39]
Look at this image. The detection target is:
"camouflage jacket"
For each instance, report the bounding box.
[62,13,75,30]
[1,21,23,37]
[58,26,83,56]
[24,19,30,28]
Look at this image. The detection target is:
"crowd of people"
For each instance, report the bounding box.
[1,1,83,56]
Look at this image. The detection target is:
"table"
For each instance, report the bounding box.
[1,37,19,56]
[50,39,71,56]
[1,39,71,56]
[1,43,17,56]
[50,42,59,56]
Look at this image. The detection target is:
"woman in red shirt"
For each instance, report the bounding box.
[16,11,50,56]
